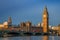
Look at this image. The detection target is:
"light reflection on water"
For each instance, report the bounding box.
[0,36,60,40]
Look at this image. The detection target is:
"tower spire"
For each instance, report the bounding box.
[43,6,48,14]
[8,16,12,26]
[42,6,49,33]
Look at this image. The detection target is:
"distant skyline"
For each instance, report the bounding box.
[0,0,60,26]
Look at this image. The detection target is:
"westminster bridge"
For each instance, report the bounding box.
[0,27,59,37]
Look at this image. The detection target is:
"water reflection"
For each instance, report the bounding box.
[43,36,49,40]
[3,37,8,40]
[23,36,31,40]
[0,36,59,40]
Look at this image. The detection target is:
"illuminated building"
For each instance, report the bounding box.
[37,23,41,27]
[3,21,8,28]
[0,24,4,29]
[42,6,49,33]
[25,21,32,32]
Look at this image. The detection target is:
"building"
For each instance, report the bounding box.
[19,6,49,33]
[20,22,26,31]
[52,26,58,32]
[0,24,4,29]
[8,16,12,26]
[0,21,8,29]
[25,21,32,32]
[58,24,60,31]
[1,6,59,35]
[30,26,43,33]
[42,6,49,33]
[20,22,26,27]
[25,21,32,27]
[20,21,32,32]
[3,21,8,29]
[37,23,41,27]
[52,26,59,31]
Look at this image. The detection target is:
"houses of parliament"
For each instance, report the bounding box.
[0,6,60,35]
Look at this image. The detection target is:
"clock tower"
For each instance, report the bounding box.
[42,6,49,33]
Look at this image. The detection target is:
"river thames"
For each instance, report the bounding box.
[0,36,60,40]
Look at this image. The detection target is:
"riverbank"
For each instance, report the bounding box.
[0,32,59,37]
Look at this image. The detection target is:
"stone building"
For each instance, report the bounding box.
[8,16,12,27]
[20,22,26,31]
[25,21,32,32]
[20,21,32,32]
[42,6,49,33]
[30,26,43,33]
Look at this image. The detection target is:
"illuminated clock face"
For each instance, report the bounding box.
[43,15,46,17]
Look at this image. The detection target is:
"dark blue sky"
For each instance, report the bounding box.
[0,0,60,26]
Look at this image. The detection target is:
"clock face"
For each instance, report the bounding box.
[43,15,46,17]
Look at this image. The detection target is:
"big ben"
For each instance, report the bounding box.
[42,6,49,33]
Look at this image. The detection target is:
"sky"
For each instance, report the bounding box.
[0,0,60,26]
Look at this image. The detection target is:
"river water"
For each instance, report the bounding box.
[0,36,60,40]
